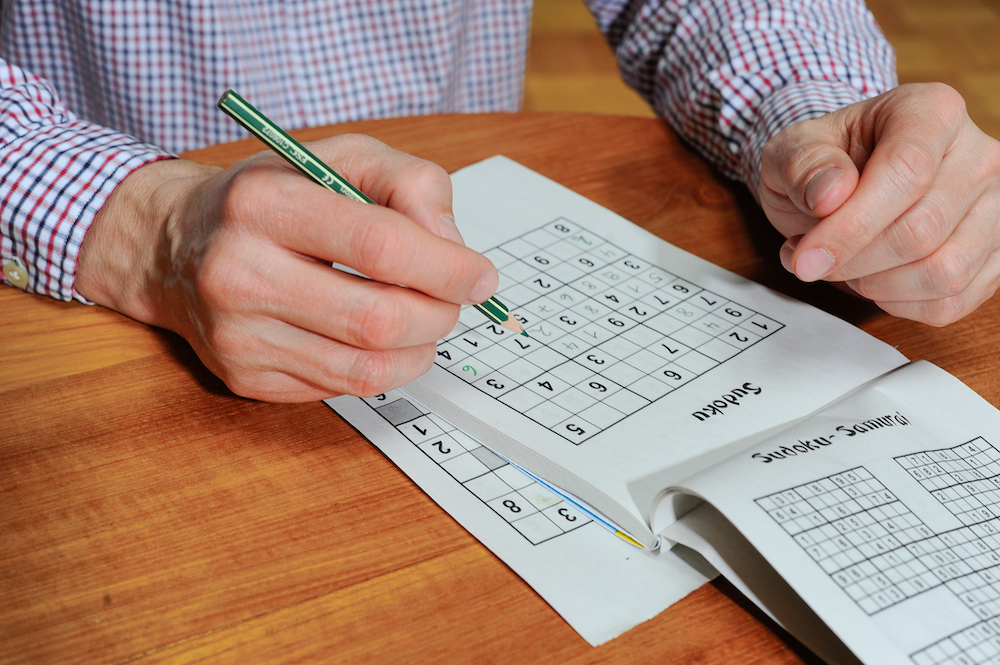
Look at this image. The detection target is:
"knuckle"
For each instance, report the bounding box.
[887,198,949,262]
[349,221,408,276]
[780,141,828,188]
[405,159,451,192]
[885,139,936,197]
[846,277,876,300]
[334,133,382,154]
[345,350,396,397]
[354,296,408,349]
[922,246,977,299]
[921,296,968,327]
[923,82,967,121]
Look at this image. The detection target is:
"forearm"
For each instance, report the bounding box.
[0,59,172,301]
[75,158,221,328]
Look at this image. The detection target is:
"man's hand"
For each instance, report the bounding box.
[76,134,497,402]
[759,82,1000,326]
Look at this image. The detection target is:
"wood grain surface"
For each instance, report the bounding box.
[3,113,998,664]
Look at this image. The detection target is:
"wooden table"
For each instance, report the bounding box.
[3,113,999,664]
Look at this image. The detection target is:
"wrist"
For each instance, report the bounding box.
[76,158,220,329]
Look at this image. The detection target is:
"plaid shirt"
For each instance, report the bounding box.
[0,0,895,301]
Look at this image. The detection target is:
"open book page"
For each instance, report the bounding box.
[405,156,908,548]
[657,361,1000,664]
[324,391,714,647]
[667,504,866,665]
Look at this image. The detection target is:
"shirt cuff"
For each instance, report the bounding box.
[739,79,876,200]
[0,120,173,302]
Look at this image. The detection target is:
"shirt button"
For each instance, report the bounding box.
[3,261,28,289]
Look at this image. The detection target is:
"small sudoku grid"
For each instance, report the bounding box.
[435,218,784,443]
[756,438,1000,665]
[896,438,1000,526]
[361,391,592,546]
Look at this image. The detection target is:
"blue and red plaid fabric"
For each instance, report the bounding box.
[0,0,895,302]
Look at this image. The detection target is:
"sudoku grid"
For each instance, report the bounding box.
[360,391,592,546]
[435,218,784,443]
[896,438,1000,527]
[755,438,1000,665]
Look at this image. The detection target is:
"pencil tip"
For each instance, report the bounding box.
[498,315,526,336]
[521,330,530,338]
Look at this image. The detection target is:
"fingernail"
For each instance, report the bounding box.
[804,168,844,211]
[469,268,498,303]
[779,241,795,273]
[795,247,835,282]
[438,213,465,246]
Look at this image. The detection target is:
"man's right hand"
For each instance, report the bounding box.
[76,134,498,402]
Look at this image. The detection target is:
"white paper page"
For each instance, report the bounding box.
[667,504,866,665]
[658,361,1000,664]
[406,156,908,547]
[325,391,713,646]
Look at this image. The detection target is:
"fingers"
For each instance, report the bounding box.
[844,190,1000,309]
[156,134,497,401]
[787,84,966,283]
[759,123,861,239]
[830,132,991,282]
[198,318,438,402]
[307,134,464,244]
[228,243,463,350]
[761,83,1000,326]
[861,247,1000,327]
[221,154,498,308]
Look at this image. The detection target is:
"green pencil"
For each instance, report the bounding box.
[217,89,527,337]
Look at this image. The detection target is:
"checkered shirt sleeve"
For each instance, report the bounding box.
[588,0,897,196]
[0,0,895,301]
[0,62,172,302]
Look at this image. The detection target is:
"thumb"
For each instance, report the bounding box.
[759,120,862,239]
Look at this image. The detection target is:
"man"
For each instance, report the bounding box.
[3,1,999,402]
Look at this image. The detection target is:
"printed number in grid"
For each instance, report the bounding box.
[758,450,1000,665]
[755,468,937,616]
[911,619,1000,665]
[437,218,784,443]
[361,391,592,545]
[896,438,1000,526]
